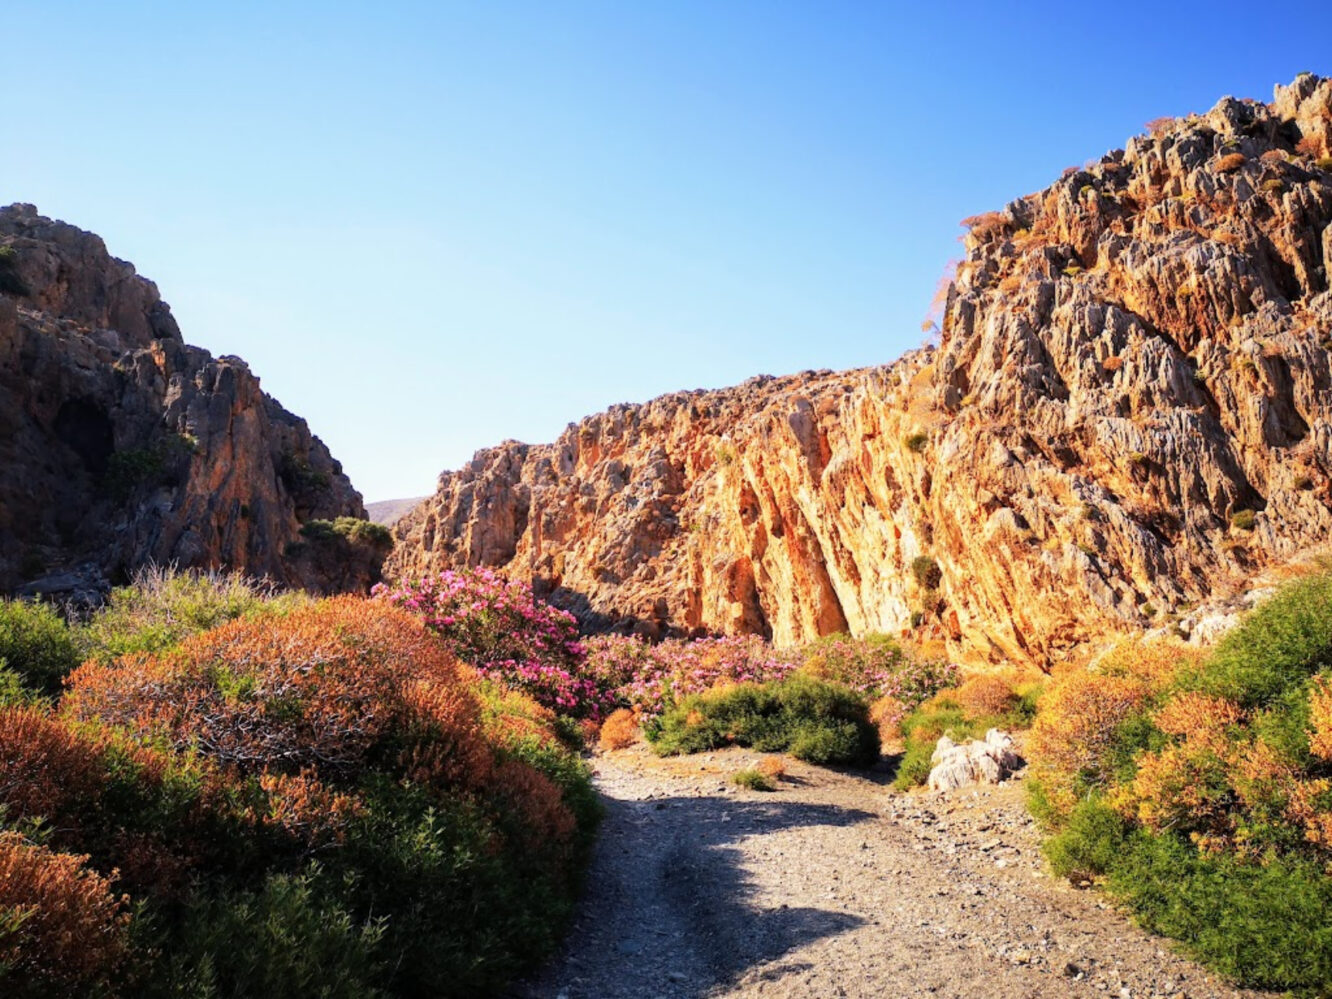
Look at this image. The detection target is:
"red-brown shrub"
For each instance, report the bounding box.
[1297,134,1324,157]
[953,674,1018,719]
[598,707,638,751]
[0,707,108,830]
[1215,152,1246,173]
[65,597,468,779]
[0,833,129,996]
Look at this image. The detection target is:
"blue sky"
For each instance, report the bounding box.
[7,1,1331,500]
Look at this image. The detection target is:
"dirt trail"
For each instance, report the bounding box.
[513,746,1263,999]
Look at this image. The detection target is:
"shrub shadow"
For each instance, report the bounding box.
[512,787,874,998]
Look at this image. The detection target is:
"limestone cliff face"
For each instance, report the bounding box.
[0,204,371,600]
[390,76,1332,667]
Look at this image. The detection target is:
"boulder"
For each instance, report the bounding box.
[927,730,1021,792]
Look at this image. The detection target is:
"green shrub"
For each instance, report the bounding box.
[1042,799,1127,881]
[279,452,331,496]
[0,246,29,297]
[138,869,387,999]
[903,431,929,453]
[1028,575,1332,991]
[890,737,936,791]
[0,599,80,696]
[77,565,304,665]
[649,675,878,767]
[300,517,393,550]
[1230,508,1257,531]
[1195,572,1332,708]
[103,434,197,502]
[910,555,941,589]
[1109,833,1332,990]
[732,768,776,791]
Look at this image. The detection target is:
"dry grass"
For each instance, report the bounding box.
[1215,152,1246,173]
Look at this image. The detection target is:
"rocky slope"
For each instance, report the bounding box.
[0,204,377,601]
[390,75,1332,667]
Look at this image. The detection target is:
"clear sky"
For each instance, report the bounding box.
[7,1,1331,500]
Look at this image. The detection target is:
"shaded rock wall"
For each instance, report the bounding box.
[0,204,371,598]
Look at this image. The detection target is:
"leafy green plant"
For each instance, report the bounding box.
[649,675,879,766]
[1230,508,1257,532]
[732,768,776,791]
[910,555,941,589]
[102,434,197,502]
[301,517,393,549]
[0,599,80,696]
[903,431,928,453]
[0,246,29,297]
[77,565,304,665]
[1108,834,1332,990]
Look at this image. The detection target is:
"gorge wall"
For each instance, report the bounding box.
[390,75,1332,667]
[0,204,377,600]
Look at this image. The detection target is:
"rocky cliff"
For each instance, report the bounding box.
[389,75,1332,667]
[0,204,376,601]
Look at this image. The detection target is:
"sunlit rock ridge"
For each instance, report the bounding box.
[390,76,1332,667]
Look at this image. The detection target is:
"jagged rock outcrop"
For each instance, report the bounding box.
[0,204,375,598]
[390,76,1332,666]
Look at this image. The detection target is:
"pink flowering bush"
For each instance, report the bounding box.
[382,572,958,727]
[584,634,802,720]
[800,633,958,705]
[377,570,612,718]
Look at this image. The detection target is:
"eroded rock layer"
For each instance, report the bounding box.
[0,204,370,599]
[390,76,1332,666]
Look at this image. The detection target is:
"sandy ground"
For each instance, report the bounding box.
[511,745,1265,999]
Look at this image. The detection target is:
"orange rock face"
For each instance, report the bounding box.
[390,76,1332,666]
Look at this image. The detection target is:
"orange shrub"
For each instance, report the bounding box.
[1310,674,1332,761]
[0,707,108,830]
[953,674,1018,719]
[0,833,129,996]
[258,770,363,846]
[1026,670,1150,810]
[598,707,638,751]
[1124,741,1233,837]
[1297,134,1323,157]
[756,756,786,780]
[1153,692,1244,754]
[1102,355,1125,372]
[65,596,470,780]
[1215,152,1246,173]
[869,695,907,744]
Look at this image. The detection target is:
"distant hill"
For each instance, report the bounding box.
[367,497,429,527]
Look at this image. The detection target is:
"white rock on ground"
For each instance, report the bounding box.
[928,729,1020,792]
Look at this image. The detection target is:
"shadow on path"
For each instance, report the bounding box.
[513,784,875,998]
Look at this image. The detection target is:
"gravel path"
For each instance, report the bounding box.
[512,745,1265,999]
